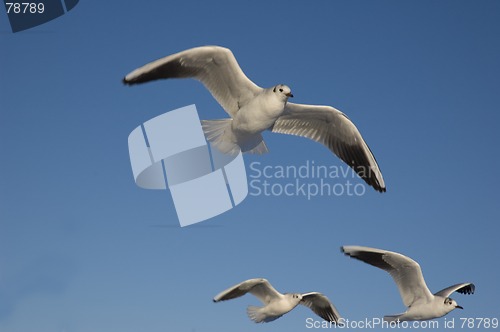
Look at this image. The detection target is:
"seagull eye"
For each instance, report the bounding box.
[279,88,283,92]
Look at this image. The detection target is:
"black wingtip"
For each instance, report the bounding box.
[461,283,476,295]
[470,284,476,294]
[371,182,386,193]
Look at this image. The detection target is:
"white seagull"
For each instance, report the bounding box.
[123,46,386,192]
[213,278,342,324]
[341,245,475,322]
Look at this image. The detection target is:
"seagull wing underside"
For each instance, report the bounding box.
[273,103,385,192]
[342,246,434,307]
[434,283,475,298]
[213,278,282,305]
[123,46,262,117]
[301,292,342,324]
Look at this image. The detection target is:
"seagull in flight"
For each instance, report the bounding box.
[213,278,342,324]
[123,46,386,192]
[341,245,475,322]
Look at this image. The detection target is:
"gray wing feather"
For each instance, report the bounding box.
[342,246,434,307]
[273,103,385,192]
[123,46,262,116]
[213,278,282,305]
[301,292,342,324]
[434,283,475,298]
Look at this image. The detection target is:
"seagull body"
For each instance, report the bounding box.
[123,46,386,192]
[213,278,342,324]
[216,85,291,153]
[341,246,475,321]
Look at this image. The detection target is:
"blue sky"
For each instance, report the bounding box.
[1,1,499,331]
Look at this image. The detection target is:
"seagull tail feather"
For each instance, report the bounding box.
[247,306,267,323]
[201,119,240,155]
[202,119,269,155]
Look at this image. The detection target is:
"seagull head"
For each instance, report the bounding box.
[287,293,303,303]
[273,84,293,100]
[445,297,463,311]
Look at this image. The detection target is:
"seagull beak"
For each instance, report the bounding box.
[286,92,293,98]
[455,305,464,310]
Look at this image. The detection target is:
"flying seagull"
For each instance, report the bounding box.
[213,278,342,324]
[341,245,475,322]
[123,46,386,192]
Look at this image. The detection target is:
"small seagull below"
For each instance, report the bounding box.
[341,245,475,322]
[213,278,342,324]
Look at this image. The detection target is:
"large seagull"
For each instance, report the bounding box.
[123,46,386,192]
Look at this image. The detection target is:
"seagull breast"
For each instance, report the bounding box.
[233,88,288,134]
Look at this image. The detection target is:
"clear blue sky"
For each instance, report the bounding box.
[1,1,499,331]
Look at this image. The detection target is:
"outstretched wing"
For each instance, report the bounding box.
[123,46,262,116]
[342,246,434,307]
[301,292,342,324]
[434,283,475,298]
[213,278,282,305]
[273,103,385,192]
